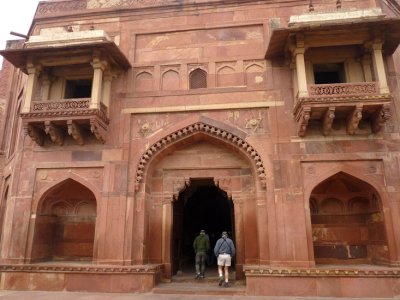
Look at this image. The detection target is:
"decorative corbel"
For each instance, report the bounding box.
[24,123,45,146]
[172,178,189,200]
[336,0,341,9]
[347,105,363,135]
[67,120,84,145]
[214,177,232,198]
[322,107,335,136]
[90,117,106,143]
[372,104,391,134]
[297,106,311,137]
[44,121,64,146]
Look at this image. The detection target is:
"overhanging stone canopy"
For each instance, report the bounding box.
[135,122,267,190]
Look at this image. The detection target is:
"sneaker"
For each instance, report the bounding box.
[218,276,224,286]
[200,274,205,279]
[195,273,200,279]
[223,282,229,288]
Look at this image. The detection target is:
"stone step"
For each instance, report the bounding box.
[153,281,246,296]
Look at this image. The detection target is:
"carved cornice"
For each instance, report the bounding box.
[244,266,400,278]
[35,0,265,16]
[294,94,391,114]
[0,264,161,275]
[135,122,266,191]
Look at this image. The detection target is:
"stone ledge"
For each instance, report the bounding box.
[244,265,400,277]
[0,263,161,274]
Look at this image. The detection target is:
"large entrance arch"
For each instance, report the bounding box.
[309,172,389,265]
[136,121,264,279]
[30,179,97,262]
[172,178,235,275]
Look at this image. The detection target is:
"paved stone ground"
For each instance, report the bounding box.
[0,291,390,300]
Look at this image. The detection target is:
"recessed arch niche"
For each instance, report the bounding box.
[31,178,97,262]
[309,172,388,265]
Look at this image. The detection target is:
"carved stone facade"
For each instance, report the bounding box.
[1,0,400,297]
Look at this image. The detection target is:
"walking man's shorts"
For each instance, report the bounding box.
[217,253,231,266]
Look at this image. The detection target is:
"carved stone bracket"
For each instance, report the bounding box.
[67,120,84,145]
[44,121,64,146]
[322,107,335,136]
[214,177,232,197]
[135,122,266,190]
[172,178,189,200]
[372,104,391,134]
[347,105,363,135]
[297,106,311,137]
[23,123,45,146]
[90,117,107,143]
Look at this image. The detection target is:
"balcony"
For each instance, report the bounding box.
[20,99,108,146]
[294,82,391,137]
[0,30,131,146]
[265,8,400,137]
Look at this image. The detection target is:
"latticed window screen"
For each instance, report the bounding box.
[189,68,207,89]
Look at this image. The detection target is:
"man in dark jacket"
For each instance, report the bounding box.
[213,231,235,287]
[193,229,210,279]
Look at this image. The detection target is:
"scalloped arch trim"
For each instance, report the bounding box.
[135,122,266,190]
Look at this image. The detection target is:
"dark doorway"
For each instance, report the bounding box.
[172,178,234,275]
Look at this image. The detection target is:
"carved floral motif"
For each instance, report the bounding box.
[32,99,90,112]
[309,82,379,97]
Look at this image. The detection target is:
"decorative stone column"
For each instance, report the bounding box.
[101,73,114,117]
[294,47,308,98]
[91,56,107,110]
[41,73,52,101]
[361,54,373,82]
[161,193,173,277]
[22,62,42,113]
[371,42,389,94]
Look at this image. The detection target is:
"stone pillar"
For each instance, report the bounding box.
[371,42,389,94]
[294,47,308,97]
[22,62,41,113]
[41,73,51,101]
[91,57,107,109]
[101,73,113,117]
[162,194,173,278]
[362,55,373,82]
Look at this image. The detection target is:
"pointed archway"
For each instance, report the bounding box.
[309,172,389,265]
[172,178,235,275]
[30,179,97,262]
[135,131,263,280]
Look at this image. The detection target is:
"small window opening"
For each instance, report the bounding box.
[189,68,207,89]
[65,79,92,98]
[313,63,345,84]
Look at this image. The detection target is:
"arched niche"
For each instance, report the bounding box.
[245,64,265,87]
[217,66,239,87]
[162,69,180,91]
[135,71,154,92]
[31,178,97,262]
[189,68,207,89]
[309,172,388,265]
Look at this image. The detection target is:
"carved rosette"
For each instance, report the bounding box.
[135,122,266,190]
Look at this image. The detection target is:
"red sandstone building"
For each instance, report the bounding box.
[1,0,400,297]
